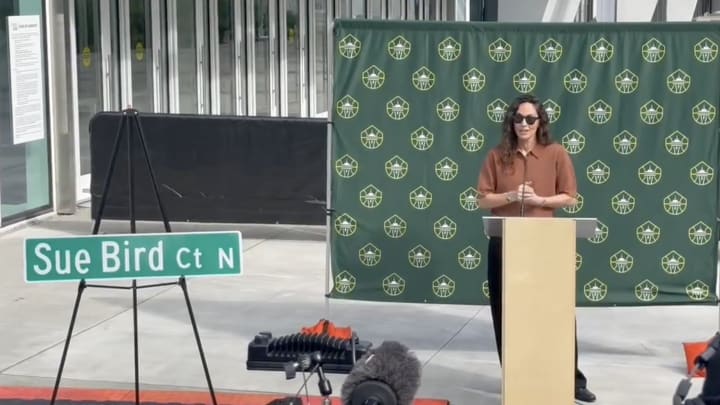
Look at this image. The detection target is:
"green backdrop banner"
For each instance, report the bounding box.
[329,20,720,306]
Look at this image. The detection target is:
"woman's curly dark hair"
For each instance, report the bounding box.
[498,95,553,168]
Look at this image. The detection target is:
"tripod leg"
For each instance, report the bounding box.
[50,280,87,405]
[178,276,217,405]
[92,112,128,235]
[128,114,136,234]
[132,112,172,232]
[132,279,139,405]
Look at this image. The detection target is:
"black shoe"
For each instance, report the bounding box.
[575,387,596,403]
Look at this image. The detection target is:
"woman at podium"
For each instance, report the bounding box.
[476,95,596,403]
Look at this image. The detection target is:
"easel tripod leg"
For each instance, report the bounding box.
[132,112,172,232]
[179,276,217,405]
[132,279,140,405]
[50,280,87,405]
[92,112,128,235]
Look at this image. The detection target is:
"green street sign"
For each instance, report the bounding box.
[24,231,242,283]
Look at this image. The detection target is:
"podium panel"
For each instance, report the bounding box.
[502,217,576,405]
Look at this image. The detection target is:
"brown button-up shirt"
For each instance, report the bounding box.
[476,143,578,217]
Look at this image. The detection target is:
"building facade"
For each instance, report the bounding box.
[0,0,718,227]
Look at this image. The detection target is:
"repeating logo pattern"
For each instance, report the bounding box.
[331,25,720,306]
[413,67,435,91]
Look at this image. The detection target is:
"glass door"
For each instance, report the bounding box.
[74,0,105,200]
[247,0,278,116]
[168,0,208,113]
[209,0,245,115]
[279,0,306,117]
[119,0,163,112]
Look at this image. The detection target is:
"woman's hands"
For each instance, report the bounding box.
[514,182,545,207]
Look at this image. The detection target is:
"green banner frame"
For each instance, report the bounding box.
[329,20,720,306]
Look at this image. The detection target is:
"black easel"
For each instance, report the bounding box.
[50,109,218,405]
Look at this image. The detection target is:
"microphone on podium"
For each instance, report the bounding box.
[341,341,421,405]
[519,158,528,217]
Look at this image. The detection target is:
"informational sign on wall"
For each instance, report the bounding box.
[7,15,45,145]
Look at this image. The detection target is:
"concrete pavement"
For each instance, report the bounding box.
[0,207,716,404]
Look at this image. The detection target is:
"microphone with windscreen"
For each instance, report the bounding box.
[340,341,421,405]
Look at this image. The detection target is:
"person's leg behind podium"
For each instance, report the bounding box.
[486,237,596,403]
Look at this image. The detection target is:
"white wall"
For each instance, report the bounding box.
[616,0,659,21]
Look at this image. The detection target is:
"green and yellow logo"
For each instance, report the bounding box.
[588,100,612,124]
[383,273,406,296]
[689,221,712,245]
[576,252,582,271]
[694,37,718,63]
[387,35,411,60]
[487,99,508,123]
[338,34,361,59]
[690,161,714,186]
[463,68,486,92]
[385,155,408,180]
[361,65,385,89]
[434,216,457,240]
[459,187,479,211]
[438,37,461,61]
[408,245,431,268]
[512,68,536,93]
[584,278,608,302]
[663,191,687,215]
[335,154,358,178]
[437,97,460,122]
[412,66,435,91]
[334,270,356,294]
[488,38,512,62]
[383,215,407,239]
[563,69,588,93]
[334,213,357,237]
[590,38,614,63]
[588,220,609,244]
[587,160,610,184]
[635,280,659,302]
[461,128,484,152]
[410,127,435,150]
[665,131,689,155]
[336,95,359,119]
[360,125,383,150]
[482,280,490,298]
[432,275,455,298]
[640,100,664,124]
[563,192,583,214]
[686,281,710,301]
[615,69,639,94]
[386,96,409,120]
[692,100,716,125]
[458,246,482,270]
[411,127,434,151]
[359,243,381,266]
[636,221,660,245]
[638,161,662,185]
[613,130,638,155]
[359,185,382,208]
[562,130,585,154]
[409,186,432,210]
[435,157,459,181]
[610,249,634,274]
[543,99,561,123]
[611,191,635,215]
[642,38,665,63]
[539,38,563,63]
[667,69,691,94]
[661,250,685,275]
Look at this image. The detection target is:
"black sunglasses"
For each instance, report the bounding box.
[512,114,540,125]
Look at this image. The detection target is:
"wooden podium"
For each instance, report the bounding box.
[482,216,597,405]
